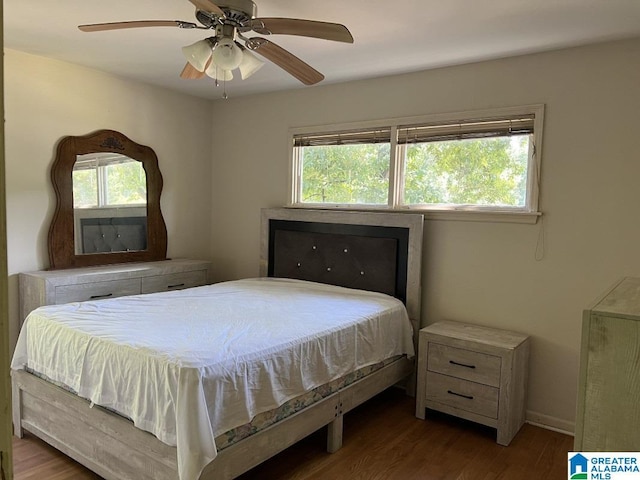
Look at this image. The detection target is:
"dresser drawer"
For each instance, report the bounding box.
[427,343,501,387]
[425,371,499,419]
[141,270,207,294]
[55,278,141,304]
[20,259,212,325]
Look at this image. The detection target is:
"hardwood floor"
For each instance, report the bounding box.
[12,388,573,479]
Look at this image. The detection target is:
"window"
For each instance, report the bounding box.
[73,153,147,208]
[294,128,391,205]
[290,106,543,222]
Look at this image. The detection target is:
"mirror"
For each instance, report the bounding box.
[48,130,167,269]
[73,152,147,255]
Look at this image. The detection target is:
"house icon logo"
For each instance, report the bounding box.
[569,453,588,479]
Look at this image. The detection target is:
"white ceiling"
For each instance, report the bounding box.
[5,0,640,100]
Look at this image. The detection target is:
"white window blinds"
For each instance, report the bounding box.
[397,115,535,144]
[74,153,135,170]
[293,128,392,147]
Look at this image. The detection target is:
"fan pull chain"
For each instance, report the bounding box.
[212,66,228,99]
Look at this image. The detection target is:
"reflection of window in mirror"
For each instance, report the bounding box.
[72,153,148,255]
[73,153,147,208]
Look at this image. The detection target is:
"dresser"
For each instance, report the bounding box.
[415,321,530,446]
[575,277,640,451]
[19,259,212,323]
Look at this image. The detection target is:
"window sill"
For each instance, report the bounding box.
[286,204,541,224]
[419,209,541,224]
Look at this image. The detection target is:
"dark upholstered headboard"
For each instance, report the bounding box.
[268,221,408,303]
[80,216,147,254]
[260,208,424,323]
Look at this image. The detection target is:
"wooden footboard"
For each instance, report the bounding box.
[12,357,413,480]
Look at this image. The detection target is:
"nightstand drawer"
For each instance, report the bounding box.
[55,278,141,303]
[141,270,207,293]
[425,371,499,419]
[427,343,501,387]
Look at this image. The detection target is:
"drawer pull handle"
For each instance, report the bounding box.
[89,293,113,300]
[449,360,476,369]
[447,390,474,400]
[168,283,185,289]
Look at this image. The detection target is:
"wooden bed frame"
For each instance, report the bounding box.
[12,208,424,480]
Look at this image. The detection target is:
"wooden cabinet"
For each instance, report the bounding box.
[575,277,640,451]
[415,321,530,446]
[19,259,212,323]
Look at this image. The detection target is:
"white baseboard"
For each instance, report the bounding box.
[526,410,575,437]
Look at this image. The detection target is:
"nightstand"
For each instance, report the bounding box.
[415,321,530,446]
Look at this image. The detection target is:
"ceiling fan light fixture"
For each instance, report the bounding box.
[182,39,213,72]
[78,0,355,89]
[211,37,243,71]
[239,48,264,80]
[205,63,234,82]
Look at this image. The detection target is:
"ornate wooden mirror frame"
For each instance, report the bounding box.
[48,129,167,269]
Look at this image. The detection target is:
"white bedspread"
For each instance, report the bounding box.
[11,277,415,480]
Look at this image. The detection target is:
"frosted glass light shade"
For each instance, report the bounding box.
[182,40,213,72]
[205,62,233,81]
[239,49,264,80]
[211,38,243,71]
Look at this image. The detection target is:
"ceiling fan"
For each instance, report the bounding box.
[78,0,354,95]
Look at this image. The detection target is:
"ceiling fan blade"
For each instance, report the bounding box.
[249,18,354,43]
[78,20,195,32]
[246,37,324,85]
[187,0,225,17]
[180,62,206,79]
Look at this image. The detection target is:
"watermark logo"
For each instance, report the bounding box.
[569,453,640,479]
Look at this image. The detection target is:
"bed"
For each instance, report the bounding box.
[11,208,424,480]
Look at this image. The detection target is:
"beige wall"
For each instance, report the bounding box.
[4,49,214,349]
[209,37,640,432]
